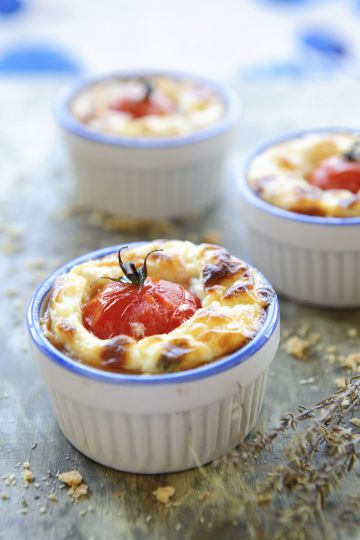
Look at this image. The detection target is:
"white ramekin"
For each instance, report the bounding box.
[27,244,279,474]
[55,70,241,219]
[238,128,360,308]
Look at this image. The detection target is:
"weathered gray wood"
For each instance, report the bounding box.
[1,78,360,540]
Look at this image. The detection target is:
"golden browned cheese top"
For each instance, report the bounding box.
[248,133,360,217]
[42,240,273,374]
[71,76,224,138]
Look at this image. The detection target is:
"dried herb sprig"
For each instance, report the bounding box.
[237,378,360,538]
[167,378,360,540]
[248,377,360,455]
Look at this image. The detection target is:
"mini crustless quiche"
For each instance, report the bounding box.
[248,132,360,217]
[42,240,274,374]
[28,240,279,473]
[71,75,225,138]
[239,129,360,307]
[56,71,240,220]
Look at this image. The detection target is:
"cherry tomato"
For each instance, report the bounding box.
[110,94,174,119]
[308,156,360,193]
[82,277,201,340]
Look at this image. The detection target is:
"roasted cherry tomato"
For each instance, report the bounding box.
[110,97,173,119]
[82,277,201,340]
[308,155,360,193]
[110,80,174,119]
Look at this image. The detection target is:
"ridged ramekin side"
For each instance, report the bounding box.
[68,145,228,218]
[248,228,360,307]
[49,368,268,474]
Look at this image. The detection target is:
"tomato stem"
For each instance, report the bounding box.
[95,246,163,289]
[344,139,360,163]
[142,79,154,101]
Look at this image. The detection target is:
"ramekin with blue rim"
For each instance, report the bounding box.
[238,127,360,307]
[55,70,241,220]
[27,242,279,474]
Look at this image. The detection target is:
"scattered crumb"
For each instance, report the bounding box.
[4,287,18,297]
[298,322,310,338]
[281,328,291,339]
[79,509,87,517]
[335,377,347,389]
[69,482,88,499]
[26,257,45,271]
[1,492,9,500]
[2,239,19,255]
[23,462,30,469]
[347,328,358,338]
[350,418,360,428]
[308,332,321,345]
[22,469,35,484]
[39,505,47,514]
[341,352,360,373]
[175,522,182,531]
[300,377,316,385]
[57,470,82,486]
[89,209,176,236]
[145,515,152,523]
[48,492,57,502]
[58,470,88,500]
[5,473,16,487]
[55,203,82,221]
[152,486,175,505]
[7,226,24,240]
[285,336,310,360]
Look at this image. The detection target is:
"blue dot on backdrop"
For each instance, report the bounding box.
[299,29,349,59]
[258,0,324,6]
[0,44,81,74]
[0,0,24,16]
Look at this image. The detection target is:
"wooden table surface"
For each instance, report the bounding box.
[1,77,360,540]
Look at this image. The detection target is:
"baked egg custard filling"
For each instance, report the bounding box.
[248,133,360,217]
[42,240,274,374]
[71,76,225,138]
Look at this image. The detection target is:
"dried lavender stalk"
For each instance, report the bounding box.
[244,378,360,537]
[249,377,360,454]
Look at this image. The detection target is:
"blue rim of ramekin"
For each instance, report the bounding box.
[55,69,241,149]
[27,243,279,386]
[240,126,360,226]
